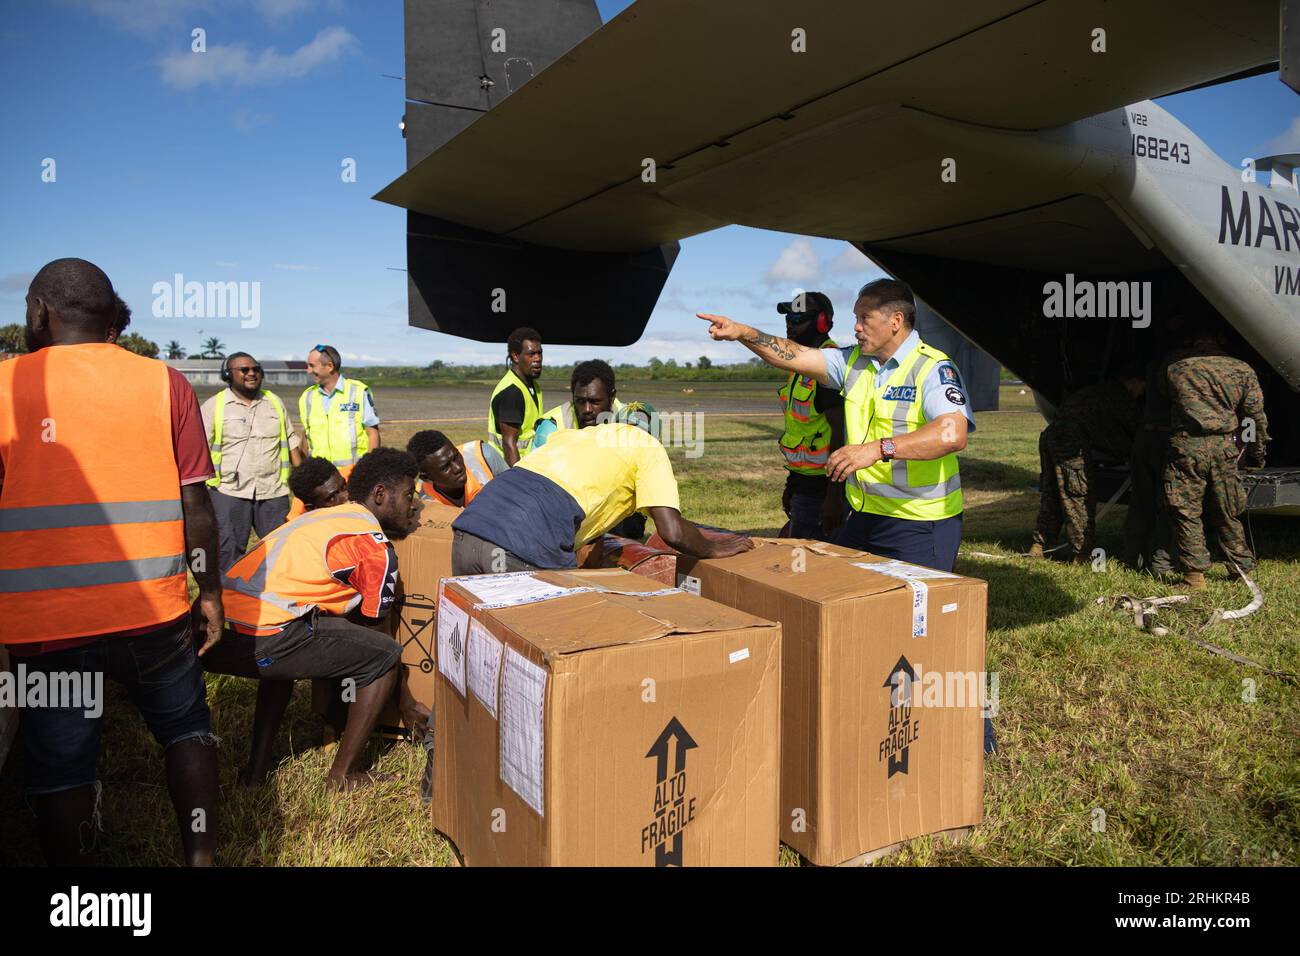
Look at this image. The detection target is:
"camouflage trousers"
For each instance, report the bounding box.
[1123,428,1175,574]
[1032,433,1094,556]
[1163,433,1254,573]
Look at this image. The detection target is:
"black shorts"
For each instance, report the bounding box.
[202,611,400,689]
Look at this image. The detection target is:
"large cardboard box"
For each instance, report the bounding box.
[431,568,782,866]
[657,536,986,866]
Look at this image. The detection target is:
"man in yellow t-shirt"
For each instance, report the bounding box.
[451,412,751,573]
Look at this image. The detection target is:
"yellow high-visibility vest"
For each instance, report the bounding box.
[207,388,290,489]
[777,337,836,475]
[542,397,625,429]
[298,378,371,467]
[488,369,543,455]
[841,340,963,520]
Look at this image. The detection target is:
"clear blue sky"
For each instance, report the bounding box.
[2,0,1296,366]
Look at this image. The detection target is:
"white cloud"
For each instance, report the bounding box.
[0,272,34,293]
[765,237,820,285]
[828,244,873,274]
[1259,117,1300,158]
[215,260,240,268]
[70,0,324,34]
[160,26,357,90]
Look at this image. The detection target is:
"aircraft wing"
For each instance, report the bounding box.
[377,0,1278,254]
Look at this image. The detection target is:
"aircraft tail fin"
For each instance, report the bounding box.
[402,0,602,169]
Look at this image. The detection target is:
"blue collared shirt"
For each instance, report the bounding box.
[822,330,976,430]
[312,374,380,427]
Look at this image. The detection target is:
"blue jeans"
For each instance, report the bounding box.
[17,615,212,794]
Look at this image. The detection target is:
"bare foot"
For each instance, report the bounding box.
[326,771,398,793]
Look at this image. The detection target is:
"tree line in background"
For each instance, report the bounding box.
[0,327,784,381]
[356,354,787,384]
[0,325,227,361]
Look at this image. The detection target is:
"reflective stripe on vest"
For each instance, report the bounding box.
[221,503,382,630]
[487,369,543,455]
[299,380,370,467]
[842,340,963,520]
[0,344,190,642]
[777,338,835,475]
[208,388,291,488]
[461,440,493,488]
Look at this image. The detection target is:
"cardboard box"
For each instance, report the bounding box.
[654,535,986,866]
[579,534,678,586]
[430,568,782,866]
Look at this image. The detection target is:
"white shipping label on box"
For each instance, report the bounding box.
[676,573,702,595]
[436,594,469,696]
[449,571,586,610]
[852,560,953,638]
[467,619,503,719]
[500,647,547,817]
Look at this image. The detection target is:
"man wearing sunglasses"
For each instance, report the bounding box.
[201,352,305,571]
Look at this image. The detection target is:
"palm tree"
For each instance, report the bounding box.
[199,337,226,359]
[165,340,186,360]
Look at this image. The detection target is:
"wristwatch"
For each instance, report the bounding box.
[880,438,896,461]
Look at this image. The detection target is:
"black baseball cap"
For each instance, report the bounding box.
[777,290,834,321]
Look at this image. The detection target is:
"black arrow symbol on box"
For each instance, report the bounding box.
[645,717,698,867]
[882,655,917,778]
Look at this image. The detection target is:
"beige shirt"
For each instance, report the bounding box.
[199,390,301,500]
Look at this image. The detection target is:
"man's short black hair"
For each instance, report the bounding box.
[224,351,254,373]
[407,429,452,464]
[29,258,117,333]
[856,278,916,329]
[571,359,615,396]
[507,327,541,357]
[348,447,419,503]
[289,457,340,502]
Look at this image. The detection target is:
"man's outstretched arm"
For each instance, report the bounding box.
[697,313,832,385]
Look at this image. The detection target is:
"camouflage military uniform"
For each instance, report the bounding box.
[1162,350,1268,573]
[1123,350,1193,574]
[1033,380,1140,557]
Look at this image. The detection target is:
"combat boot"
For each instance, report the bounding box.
[1179,571,1207,591]
[1027,542,1044,559]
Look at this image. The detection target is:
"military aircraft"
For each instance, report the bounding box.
[376,0,1300,512]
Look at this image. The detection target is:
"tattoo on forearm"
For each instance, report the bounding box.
[749,330,800,361]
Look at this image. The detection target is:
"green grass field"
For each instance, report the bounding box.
[2,385,1296,866]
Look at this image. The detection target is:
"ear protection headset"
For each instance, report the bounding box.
[815,309,832,336]
[220,356,233,384]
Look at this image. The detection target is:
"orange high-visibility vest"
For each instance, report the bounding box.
[417,440,495,508]
[224,501,384,632]
[0,344,190,643]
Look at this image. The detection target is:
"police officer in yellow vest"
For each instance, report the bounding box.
[774,291,847,541]
[700,278,973,572]
[201,352,305,571]
[299,343,380,468]
[488,327,544,466]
